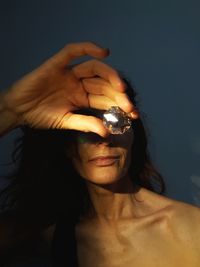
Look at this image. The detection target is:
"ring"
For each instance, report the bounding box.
[103,106,132,134]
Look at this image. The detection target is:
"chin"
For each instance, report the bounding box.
[90,177,121,186]
[83,168,124,185]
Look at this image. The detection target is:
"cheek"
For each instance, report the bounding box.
[119,131,134,169]
[120,147,132,173]
[64,141,86,171]
[71,143,91,176]
[115,128,134,146]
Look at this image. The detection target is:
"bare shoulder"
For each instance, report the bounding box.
[143,188,200,256]
[140,187,200,237]
[151,193,200,253]
[140,187,200,219]
[172,199,200,220]
[169,199,200,236]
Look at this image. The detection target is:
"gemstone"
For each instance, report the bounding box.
[103,106,132,134]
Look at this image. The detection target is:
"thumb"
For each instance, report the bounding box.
[61,113,109,137]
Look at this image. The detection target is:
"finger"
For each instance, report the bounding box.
[62,113,109,137]
[83,78,136,113]
[73,60,126,92]
[88,95,116,110]
[82,77,108,95]
[47,42,109,68]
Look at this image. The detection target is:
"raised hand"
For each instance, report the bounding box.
[1,42,137,137]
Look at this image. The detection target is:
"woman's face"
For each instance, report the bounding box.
[66,109,134,185]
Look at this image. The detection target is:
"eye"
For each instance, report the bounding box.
[77,132,102,143]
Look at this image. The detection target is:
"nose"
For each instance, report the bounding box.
[95,134,115,144]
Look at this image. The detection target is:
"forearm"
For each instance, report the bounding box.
[0,91,19,137]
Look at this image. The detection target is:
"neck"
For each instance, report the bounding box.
[85,175,143,223]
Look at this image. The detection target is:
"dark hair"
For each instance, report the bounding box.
[0,79,165,227]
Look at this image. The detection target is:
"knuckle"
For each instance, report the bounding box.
[111,68,119,76]
[82,41,94,47]
[64,43,76,51]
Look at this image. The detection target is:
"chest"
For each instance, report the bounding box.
[75,222,199,267]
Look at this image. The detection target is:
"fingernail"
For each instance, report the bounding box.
[129,110,139,119]
[102,48,110,56]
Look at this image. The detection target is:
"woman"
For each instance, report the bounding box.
[0,42,200,267]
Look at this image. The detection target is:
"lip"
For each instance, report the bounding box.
[89,155,120,167]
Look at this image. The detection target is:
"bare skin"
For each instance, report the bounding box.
[75,185,200,267]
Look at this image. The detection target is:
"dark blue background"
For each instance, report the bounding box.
[0,0,200,206]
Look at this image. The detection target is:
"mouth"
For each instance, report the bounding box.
[89,155,120,167]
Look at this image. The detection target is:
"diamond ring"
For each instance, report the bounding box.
[103,106,133,134]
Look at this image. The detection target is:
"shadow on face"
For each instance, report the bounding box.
[65,108,134,185]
